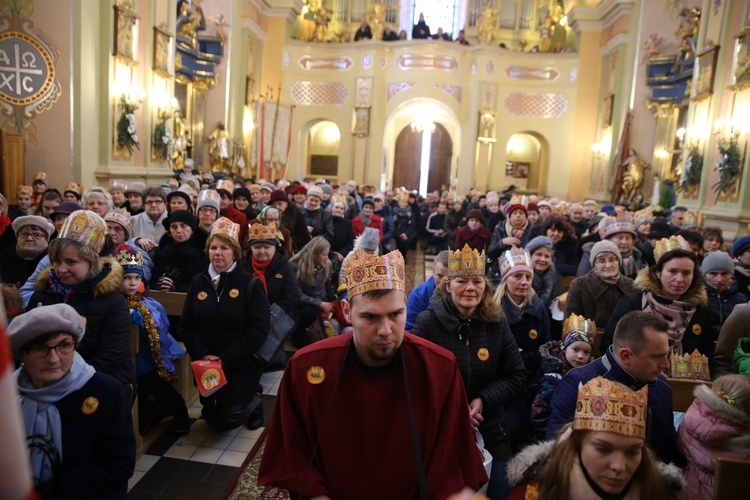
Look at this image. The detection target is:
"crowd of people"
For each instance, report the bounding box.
[352,12,471,45]
[2,169,750,498]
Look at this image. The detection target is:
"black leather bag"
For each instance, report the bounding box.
[254,302,295,366]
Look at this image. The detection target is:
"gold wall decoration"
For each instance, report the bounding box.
[602,93,614,127]
[113,0,138,61]
[693,45,720,100]
[731,26,750,92]
[477,111,496,143]
[153,24,173,76]
[352,106,370,137]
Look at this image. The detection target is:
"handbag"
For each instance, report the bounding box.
[474,428,493,494]
[254,302,295,366]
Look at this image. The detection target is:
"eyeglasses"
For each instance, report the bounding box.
[145,199,164,205]
[18,232,46,240]
[25,339,77,358]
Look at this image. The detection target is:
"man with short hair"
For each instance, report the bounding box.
[669,206,687,234]
[258,250,487,496]
[130,187,168,252]
[547,311,682,464]
[405,250,448,331]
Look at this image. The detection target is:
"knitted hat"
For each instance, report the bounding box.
[319,183,334,196]
[466,209,484,223]
[50,201,82,218]
[563,330,596,350]
[7,304,86,359]
[269,189,289,204]
[373,193,386,203]
[196,190,220,214]
[702,251,734,276]
[12,215,55,239]
[259,181,276,193]
[526,236,554,256]
[587,213,607,231]
[649,221,672,241]
[124,181,146,197]
[307,186,324,200]
[232,187,251,201]
[362,197,375,208]
[600,204,616,215]
[500,246,533,280]
[32,172,49,187]
[357,227,380,251]
[167,190,192,208]
[732,235,750,258]
[589,240,622,266]
[104,210,132,239]
[291,185,307,196]
[634,209,654,230]
[562,314,597,349]
[162,210,198,232]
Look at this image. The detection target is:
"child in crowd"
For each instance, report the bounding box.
[703,251,748,342]
[679,374,750,500]
[731,235,750,294]
[116,244,189,435]
[530,314,595,439]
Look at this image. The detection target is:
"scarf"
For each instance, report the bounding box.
[641,291,697,354]
[251,257,272,293]
[0,213,11,236]
[393,206,412,220]
[359,212,373,227]
[127,293,175,382]
[620,248,638,278]
[208,261,237,290]
[506,219,528,240]
[594,269,622,286]
[15,353,95,485]
[47,268,99,300]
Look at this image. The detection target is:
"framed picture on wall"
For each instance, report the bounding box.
[505,161,514,175]
[694,45,720,99]
[153,25,173,75]
[513,162,530,179]
[602,93,614,127]
[733,28,750,87]
[113,2,138,60]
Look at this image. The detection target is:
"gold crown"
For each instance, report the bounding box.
[342,250,406,299]
[601,213,636,238]
[115,248,143,267]
[64,182,83,195]
[670,349,710,381]
[17,185,33,196]
[59,210,106,249]
[499,246,533,278]
[248,223,277,242]
[447,245,485,277]
[33,171,48,181]
[574,377,648,439]
[563,314,597,337]
[633,209,654,228]
[654,235,691,263]
[110,179,128,191]
[507,195,528,209]
[210,217,240,242]
[215,179,235,195]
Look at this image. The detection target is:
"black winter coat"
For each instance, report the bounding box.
[331,216,355,255]
[500,294,550,391]
[28,258,135,389]
[705,281,748,342]
[0,247,46,288]
[303,208,334,242]
[532,266,563,309]
[248,250,300,315]
[150,231,208,292]
[411,292,526,459]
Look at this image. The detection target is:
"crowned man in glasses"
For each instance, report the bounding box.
[259,249,488,498]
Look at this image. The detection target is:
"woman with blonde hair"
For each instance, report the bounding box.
[412,244,526,498]
[679,374,750,499]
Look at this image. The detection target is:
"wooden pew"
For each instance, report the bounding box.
[713,457,750,499]
[668,378,711,412]
[562,275,576,292]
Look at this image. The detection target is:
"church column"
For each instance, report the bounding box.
[351,78,372,185]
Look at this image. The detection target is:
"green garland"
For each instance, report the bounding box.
[679,149,703,192]
[712,137,742,200]
[116,95,140,155]
[153,120,172,164]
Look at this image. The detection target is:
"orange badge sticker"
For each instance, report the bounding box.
[692,324,702,335]
[82,397,99,415]
[307,366,325,384]
[197,291,208,301]
[529,329,538,340]
[80,316,87,325]
[477,348,489,361]
[229,288,239,298]
[275,273,283,279]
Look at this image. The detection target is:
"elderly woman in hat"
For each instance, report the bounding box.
[602,235,714,363]
[508,377,684,499]
[179,217,270,431]
[247,222,300,317]
[455,209,492,254]
[9,304,135,498]
[270,188,310,252]
[252,205,294,256]
[0,215,54,289]
[488,197,534,260]
[578,215,643,279]
[27,210,136,396]
[411,244,526,498]
[303,186,334,241]
[150,210,207,292]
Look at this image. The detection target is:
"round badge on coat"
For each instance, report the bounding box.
[229,288,239,298]
[477,348,489,361]
[692,324,702,335]
[529,329,538,340]
[82,397,99,415]
[307,366,325,384]
[197,291,208,301]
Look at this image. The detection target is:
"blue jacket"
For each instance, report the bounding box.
[547,347,684,465]
[132,296,185,377]
[406,277,436,332]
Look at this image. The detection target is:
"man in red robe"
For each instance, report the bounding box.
[258,250,487,498]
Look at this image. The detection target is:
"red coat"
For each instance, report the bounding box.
[454,225,492,253]
[220,204,248,248]
[351,214,383,244]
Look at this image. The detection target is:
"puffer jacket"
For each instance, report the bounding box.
[705,281,748,342]
[530,341,571,439]
[501,294,550,392]
[28,258,135,389]
[732,337,750,376]
[679,384,750,500]
[411,292,526,459]
[532,265,563,309]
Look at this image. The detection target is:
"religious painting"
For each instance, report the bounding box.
[477,111,496,143]
[113,1,138,61]
[733,27,750,87]
[352,106,370,137]
[513,162,530,179]
[694,45,720,98]
[505,161,514,176]
[602,93,614,127]
[152,25,173,75]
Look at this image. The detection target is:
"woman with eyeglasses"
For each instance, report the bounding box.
[251,205,293,256]
[9,304,135,498]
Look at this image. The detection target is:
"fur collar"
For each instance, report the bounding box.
[539,341,568,374]
[694,383,750,427]
[634,267,707,307]
[35,256,123,297]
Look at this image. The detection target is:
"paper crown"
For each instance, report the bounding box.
[115,246,144,276]
[59,210,106,249]
[210,217,240,242]
[682,211,704,230]
[601,213,637,239]
[563,314,597,337]
[17,185,33,196]
[215,179,235,195]
[248,223,277,243]
[555,201,569,216]
[104,209,132,235]
[33,172,48,182]
[342,250,406,299]
[670,349,710,381]
[499,246,533,278]
[633,209,654,229]
[505,195,528,215]
[654,235,691,264]
[448,245,486,277]
[197,189,221,205]
[574,377,648,440]
[64,182,83,196]
[110,179,127,191]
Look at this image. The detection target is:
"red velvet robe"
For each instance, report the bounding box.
[258,333,487,499]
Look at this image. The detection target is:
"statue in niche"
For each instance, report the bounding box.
[314,1,331,42]
[178,0,206,50]
[476,3,498,46]
[620,149,649,204]
[208,122,232,172]
[367,1,387,40]
[538,13,555,52]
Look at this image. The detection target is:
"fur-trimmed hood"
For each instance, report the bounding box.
[634,267,708,307]
[693,383,750,427]
[539,340,568,375]
[35,256,123,297]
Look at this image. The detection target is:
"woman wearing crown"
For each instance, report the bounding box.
[179,217,270,432]
[507,377,685,499]
[602,235,714,369]
[411,244,526,498]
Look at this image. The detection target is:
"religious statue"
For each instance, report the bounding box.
[207,13,229,45]
[641,33,665,65]
[208,122,232,172]
[177,0,206,50]
[478,111,496,142]
[171,113,188,171]
[476,3,498,46]
[538,13,555,52]
[620,149,649,204]
[675,7,700,59]
[314,1,331,42]
[367,1,387,40]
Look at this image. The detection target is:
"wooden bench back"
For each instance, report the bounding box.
[148,290,187,316]
[713,457,750,499]
[668,378,711,412]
